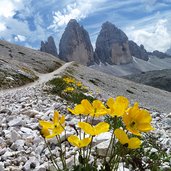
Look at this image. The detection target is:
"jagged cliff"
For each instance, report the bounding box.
[59,19,94,66]
[128,40,149,61]
[40,36,58,57]
[95,21,133,65]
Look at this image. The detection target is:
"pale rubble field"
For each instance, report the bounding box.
[0,63,171,171]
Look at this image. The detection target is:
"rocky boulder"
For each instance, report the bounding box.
[59,19,94,66]
[95,22,132,65]
[40,36,58,57]
[128,40,149,61]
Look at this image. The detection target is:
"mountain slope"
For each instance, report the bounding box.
[90,56,171,76]
[123,69,171,92]
[0,40,64,89]
[64,62,171,113]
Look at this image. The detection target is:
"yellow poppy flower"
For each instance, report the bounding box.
[63,87,74,92]
[78,122,109,136]
[40,128,50,138]
[68,135,92,148]
[114,129,141,149]
[39,111,65,138]
[68,99,107,117]
[123,103,154,136]
[76,81,82,87]
[63,77,75,84]
[68,104,86,115]
[81,99,108,117]
[107,96,129,117]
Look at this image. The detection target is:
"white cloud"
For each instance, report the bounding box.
[0,0,24,18]
[126,19,171,52]
[49,0,106,30]
[0,23,6,31]
[14,35,26,42]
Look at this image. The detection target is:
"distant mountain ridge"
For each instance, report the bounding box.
[40,19,171,66]
[123,69,171,92]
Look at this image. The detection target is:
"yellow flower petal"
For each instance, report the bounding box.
[78,122,94,135]
[53,111,59,124]
[68,135,80,147]
[128,138,141,149]
[136,110,152,123]
[39,121,53,129]
[123,102,154,136]
[81,99,92,113]
[94,122,109,135]
[137,123,154,132]
[40,128,50,138]
[80,137,92,148]
[92,100,103,109]
[60,115,65,124]
[107,97,115,108]
[114,129,129,145]
[53,126,64,135]
[107,96,129,117]
[68,135,91,148]
[68,104,85,115]
[126,127,141,136]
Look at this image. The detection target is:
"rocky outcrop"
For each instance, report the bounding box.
[128,40,149,61]
[59,19,94,66]
[40,36,58,57]
[95,22,132,65]
[149,50,171,59]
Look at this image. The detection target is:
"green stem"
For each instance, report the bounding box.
[87,136,94,162]
[79,114,82,156]
[44,138,60,170]
[59,123,67,159]
[56,136,67,170]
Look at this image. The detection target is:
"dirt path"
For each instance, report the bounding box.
[0,62,73,96]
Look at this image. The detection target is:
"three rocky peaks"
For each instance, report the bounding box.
[40,19,170,66]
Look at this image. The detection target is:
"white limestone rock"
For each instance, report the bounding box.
[8,117,24,127]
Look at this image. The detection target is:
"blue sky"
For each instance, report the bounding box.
[0,0,171,52]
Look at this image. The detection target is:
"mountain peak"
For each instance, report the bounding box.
[40,36,58,57]
[59,19,94,66]
[128,40,149,61]
[95,22,132,65]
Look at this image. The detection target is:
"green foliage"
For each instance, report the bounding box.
[64,91,95,104]
[104,115,171,170]
[49,77,68,95]
[105,115,124,130]
[48,75,95,104]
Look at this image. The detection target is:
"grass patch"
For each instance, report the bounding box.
[48,75,95,104]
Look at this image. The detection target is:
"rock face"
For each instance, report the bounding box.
[40,36,58,57]
[59,19,94,66]
[149,50,171,59]
[95,22,132,65]
[128,41,149,61]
